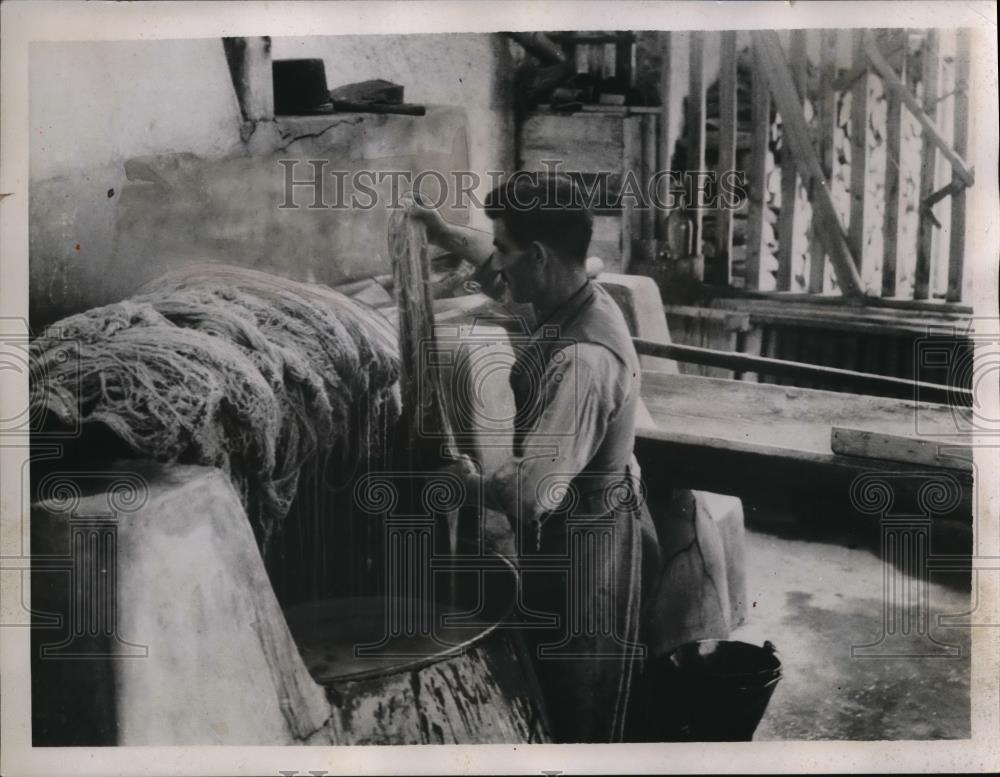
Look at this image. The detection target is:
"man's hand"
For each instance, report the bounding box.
[401,192,450,245]
[443,453,481,501]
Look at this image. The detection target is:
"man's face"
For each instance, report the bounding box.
[491,219,542,304]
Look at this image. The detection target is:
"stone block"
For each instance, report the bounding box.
[31,463,332,745]
[695,490,748,628]
[597,272,679,374]
[644,487,731,657]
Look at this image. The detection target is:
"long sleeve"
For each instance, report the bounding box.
[484,343,627,531]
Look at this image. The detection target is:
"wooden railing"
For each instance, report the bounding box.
[679,28,975,309]
[633,336,971,405]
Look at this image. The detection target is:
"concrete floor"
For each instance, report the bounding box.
[732,517,971,740]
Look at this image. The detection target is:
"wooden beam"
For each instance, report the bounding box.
[711,286,973,315]
[947,29,971,303]
[913,30,939,300]
[752,30,866,298]
[862,30,975,188]
[809,30,838,294]
[831,427,972,472]
[712,30,738,287]
[633,337,970,405]
[776,30,808,292]
[746,41,770,291]
[634,427,972,519]
[686,31,707,269]
[881,31,905,297]
[848,30,869,279]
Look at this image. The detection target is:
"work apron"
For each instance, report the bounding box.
[509,281,660,743]
[519,469,659,743]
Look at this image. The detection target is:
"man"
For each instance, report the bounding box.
[407,174,659,743]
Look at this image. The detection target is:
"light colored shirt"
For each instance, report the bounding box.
[483,342,641,532]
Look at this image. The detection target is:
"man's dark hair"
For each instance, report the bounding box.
[484,173,593,264]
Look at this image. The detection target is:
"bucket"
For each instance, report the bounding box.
[638,640,782,742]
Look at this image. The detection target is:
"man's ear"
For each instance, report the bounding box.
[530,241,550,268]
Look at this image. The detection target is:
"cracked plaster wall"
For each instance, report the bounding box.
[29,35,513,327]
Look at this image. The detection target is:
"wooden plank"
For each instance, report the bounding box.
[641,113,658,241]
[776,30,808,292]
[809,29,838,294]
[831,427,972,472]
[947,29,971,303]
[634,376,974,516]
[712,30,738,287]
[745,41,771,291]
[633,337,969,404]
[621,115,644,272]
[639,371,972,453]
[847,29,869,279]
[880,31,905,297]
[535,104,662,115]
[914,30,940,301]
[686,31,707,268]
[636,373,974,516]
[635,427,972,517]
[708,296,970,338]
[658,31,674,241]
[752,30,866,298]
[862,30,975,187]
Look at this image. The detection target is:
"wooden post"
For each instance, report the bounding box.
[686,31,707,272]
[746,41,771,292]
[776,30,808,292]
[862,31,974,186]
[914,30,939,301]
[658,32,674,241]
[641,113,658,242]
[809,30,839,294]
[615,32,633,86]
[622,115,644,273]
[946,29,971,303]
[713,30,739,287]
[881,31,905,298]
[753,30,865,298]
[848,30,869,281]
[222,37,274,122]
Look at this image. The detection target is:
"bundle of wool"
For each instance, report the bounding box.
[30,264,401,550]
[387,209,464,469]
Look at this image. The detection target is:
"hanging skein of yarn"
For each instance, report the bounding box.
[29,263,401,550]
